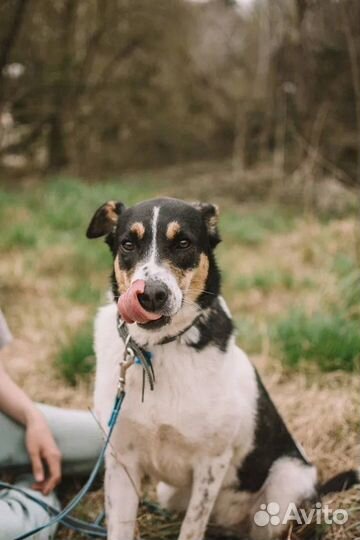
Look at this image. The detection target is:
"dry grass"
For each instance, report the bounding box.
[0,175,359,539]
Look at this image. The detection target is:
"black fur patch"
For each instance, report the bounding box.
[196,251,221,311]
[110,268,120,302]
[189,298,234,352]
[319,469,359,496]
[237,371,309,493]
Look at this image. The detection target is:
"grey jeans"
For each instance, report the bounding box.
[0,404,103,540]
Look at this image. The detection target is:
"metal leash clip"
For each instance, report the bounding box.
[117,335,135,395]
[117,316,155,397]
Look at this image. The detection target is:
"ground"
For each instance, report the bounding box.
[0,168,359,539]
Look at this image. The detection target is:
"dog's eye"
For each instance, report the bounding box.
[177,238,191,249]
[121,240,135,252]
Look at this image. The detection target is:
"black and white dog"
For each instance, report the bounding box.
[87,197,358,540]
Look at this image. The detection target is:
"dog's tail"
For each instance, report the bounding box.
[318,468,360,496]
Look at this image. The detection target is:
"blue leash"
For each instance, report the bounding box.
[11,391,125,540]
[0,317,157,540]
[0,481,107,537]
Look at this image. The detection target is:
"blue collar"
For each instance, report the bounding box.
[135,350,153,366]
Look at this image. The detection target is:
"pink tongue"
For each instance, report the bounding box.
[118,279,162,324]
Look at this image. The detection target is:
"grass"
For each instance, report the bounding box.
[220,206,295,245]
[0,175,160,248]
[332,253,357,278]
[55,323,95,386]
[274,311,360,372]
[273,246,360,373]
[0,173,359,540]
[0,224,38,249]
[235,317,263,354]
[234,270,314,293]
[64,280,104,305]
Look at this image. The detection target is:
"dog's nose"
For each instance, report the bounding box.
[138,281,169,313]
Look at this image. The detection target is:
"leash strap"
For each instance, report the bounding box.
[0,481,107,537]
[8,315,156,539]
[0,313,162,539]
[11,391,126,540]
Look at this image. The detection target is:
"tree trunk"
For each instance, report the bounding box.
[47,114,68,171]
[0,0,29,109]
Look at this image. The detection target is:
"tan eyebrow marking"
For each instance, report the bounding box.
[130,222,145,239]
[106,200,119,223]
[114,254,131,293]
[166,221,181,240]
[187,253,209,301]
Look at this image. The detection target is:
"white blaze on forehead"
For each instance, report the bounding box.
[131,205,183,314]
[149,206,160,264]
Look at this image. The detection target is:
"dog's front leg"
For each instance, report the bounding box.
[105,451,141,540]
[178,448,232,540]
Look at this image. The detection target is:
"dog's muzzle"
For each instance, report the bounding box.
[118,279,170,325]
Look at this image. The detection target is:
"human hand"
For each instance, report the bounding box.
[25,412,62,495]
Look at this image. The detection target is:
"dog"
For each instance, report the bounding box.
[87,197,359,540]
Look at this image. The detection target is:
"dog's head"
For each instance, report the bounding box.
[87,197,221,340]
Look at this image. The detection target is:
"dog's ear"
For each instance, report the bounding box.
[86,201,125,239]
[192,202,221,248]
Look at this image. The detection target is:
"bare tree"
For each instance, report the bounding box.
[340,1,360,189]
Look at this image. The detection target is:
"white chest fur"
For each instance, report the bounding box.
[94,303,258,487]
